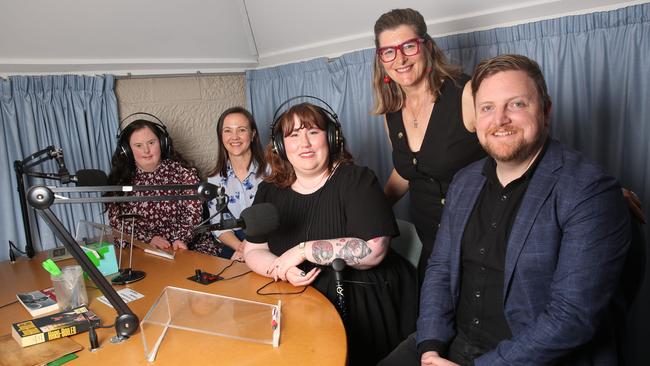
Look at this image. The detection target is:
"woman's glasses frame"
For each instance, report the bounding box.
[376,38,426,63]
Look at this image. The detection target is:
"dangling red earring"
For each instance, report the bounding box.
[383,75,391,84]
[426,66,433,73]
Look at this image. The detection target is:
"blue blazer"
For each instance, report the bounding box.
[417,139,630,365]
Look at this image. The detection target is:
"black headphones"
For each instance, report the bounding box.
[270,96,344,160]
[116,112,171,161]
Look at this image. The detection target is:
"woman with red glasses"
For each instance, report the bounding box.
[373,8,485,284]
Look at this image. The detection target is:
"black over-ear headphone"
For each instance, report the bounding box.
[270,96,344,160]
[116,112,171,161]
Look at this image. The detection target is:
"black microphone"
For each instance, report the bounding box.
[71,169,108,186]
[194,203,279,237]
[217,206,238,233]
[52,149,71,184]
[197,182,225,202]
[332,258,347,319]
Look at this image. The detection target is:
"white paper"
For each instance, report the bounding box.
[96,288,144,308]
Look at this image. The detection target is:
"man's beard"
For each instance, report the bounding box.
[481,126,546,163]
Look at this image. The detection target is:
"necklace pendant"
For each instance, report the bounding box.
[413,119,418,128]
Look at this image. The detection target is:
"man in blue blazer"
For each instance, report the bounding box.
[381,54,630,366]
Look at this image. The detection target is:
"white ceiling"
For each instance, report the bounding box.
[0,0,645,77]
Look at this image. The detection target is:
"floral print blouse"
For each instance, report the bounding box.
[107,159,211,247]
[206,160,265,238]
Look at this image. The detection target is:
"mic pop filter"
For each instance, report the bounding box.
[240,203,279,237]
[74,169,108,186]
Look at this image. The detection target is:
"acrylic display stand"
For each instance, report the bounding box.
[75,220,114,245]
[141,286,281,362]
[74,220,119,276]
[75,220,145,282]
[75,220,175,260]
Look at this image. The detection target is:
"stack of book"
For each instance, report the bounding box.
[11,306,100,347]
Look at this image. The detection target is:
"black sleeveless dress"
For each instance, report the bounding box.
[386,75,485,283]
[247,164,417,366]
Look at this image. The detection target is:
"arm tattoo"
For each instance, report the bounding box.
[312,240,334,264]
[339,238,371,264]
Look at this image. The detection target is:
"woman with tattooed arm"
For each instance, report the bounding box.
[244,102,417,366]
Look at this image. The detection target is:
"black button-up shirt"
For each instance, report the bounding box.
[456,142,547,356]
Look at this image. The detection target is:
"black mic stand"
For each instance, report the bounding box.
[14,146,70,259]
[195,193,230,230]
[26,181,223,342]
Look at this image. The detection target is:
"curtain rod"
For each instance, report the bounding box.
[0,71,244,80]
[115,71,244,80]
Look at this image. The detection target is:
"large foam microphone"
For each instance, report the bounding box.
[194,203,279,237]
[71,169,108,186]
[332,258,347,319]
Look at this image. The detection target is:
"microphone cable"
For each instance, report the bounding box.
[9,240,25,262]
[256,280,308,296]
[0,299,19,309]
[341,279,379,287]
[212,260,252,282]
[9,240,27,255]
[196,193,231,227]
[302,162,338,243]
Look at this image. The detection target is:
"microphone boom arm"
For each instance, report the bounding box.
[25,181,224,340]
[14,145,72,258]
[20,145,59,170]
[27,186,138,339]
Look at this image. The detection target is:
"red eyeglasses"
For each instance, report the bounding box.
[376,38,426,63]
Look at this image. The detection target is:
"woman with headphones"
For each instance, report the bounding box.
[106,117,212,251]
[243,102,417,366]
[202,107,267,261]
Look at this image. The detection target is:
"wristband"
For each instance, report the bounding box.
[298,241,306,261]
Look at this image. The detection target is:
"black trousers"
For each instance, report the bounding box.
[378,330,488,366]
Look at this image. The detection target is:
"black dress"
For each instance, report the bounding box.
[248,164,417,366]
[386,75,485,283]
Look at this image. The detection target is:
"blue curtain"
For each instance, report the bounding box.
[245,51,392,183]
[0,75,119,261]
[246,3,649,363]
[247,4,649,213]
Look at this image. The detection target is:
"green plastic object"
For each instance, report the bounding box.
[47,353,78,366]
[42,258,62,276]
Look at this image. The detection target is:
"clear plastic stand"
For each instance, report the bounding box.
[75,220,112,245]
[141,286,281,362]
[75,220,175,259]
[74,220,119,276]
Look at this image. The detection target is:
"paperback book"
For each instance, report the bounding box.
[11,306,100,347]
[16,287,59,317]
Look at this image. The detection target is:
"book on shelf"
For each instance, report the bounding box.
[16,287,59,317]
[11,305,100,347]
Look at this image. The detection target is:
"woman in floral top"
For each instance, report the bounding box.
[106,119,212,251]
[204,107,267,260]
